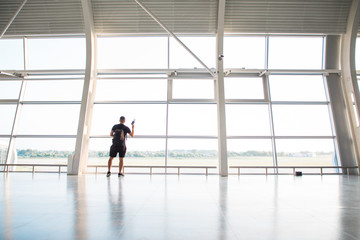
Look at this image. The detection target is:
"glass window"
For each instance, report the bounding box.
[0,138,10,165]
[88,138,166,168]
[272,105,333,136]
[172,80,214,99]
[227,139,273,166]
[0,39,24,70]
[225,77,264,99]
[224,36,266,69]
[167,139,218,167]
[268,36,323,69]
[97,37,168,69]
[95,79,167,101]
[276,139,336,166]
[169,37,215,69]
[14,138,75,166]
[28,38,85,70]
[226,104,271,136]
[91,104,167,135]
[23,80,83,101]
[168,104,217,136]
[269,75,327,101]
[17,105,80,135]
[0,81,22,99]
[0,105,17,134]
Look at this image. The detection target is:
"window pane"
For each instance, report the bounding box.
[97,37,168,69]
[169,37,215,69]
[95,79,167,101]
[14,138,75,166]
[226,104,271,136]
[168,104,217,136]
[268,37,323,69]
[276,139,335,166]
[0,105,16,134]
[88,138,166,168]
[172,80,214,99]
[17,105,80,135]
[272,105,333,136]
[0,138,10,165]
[28,38,85,70]
[0,81,21,99]
[0,39,24,70]
[224,36,265,69]
[225,77,264,99]
[167,139,218,167]
[269,75,327,101]
[227,139,273,166]
[23,80,83,101]
[91,104,166,135]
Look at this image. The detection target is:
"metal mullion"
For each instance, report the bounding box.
[271,101,330,105]
[94,101,167,104]
[274,136,335,139]
[14,135,77,138]
[225,99,268,104]
[0,100,18,104]
[21,101,82,105]
[227,136,272,139]
[5,37,28,166]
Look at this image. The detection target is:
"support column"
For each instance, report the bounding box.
[340,0,360,172]
[325,35,357,172]
[216,0,228,176]
[68,0,96,175]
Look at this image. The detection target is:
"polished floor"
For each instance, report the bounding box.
[1,173,360,240]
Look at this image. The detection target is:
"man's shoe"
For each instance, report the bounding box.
[118,173,124,177]
[106,172,111,177]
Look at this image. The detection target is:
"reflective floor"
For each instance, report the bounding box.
[1,173,360,240]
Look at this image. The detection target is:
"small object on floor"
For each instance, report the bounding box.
[106,172,111,177]
[295,171,302,176]
[118,173,125,177]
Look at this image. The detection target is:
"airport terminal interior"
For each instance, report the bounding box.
[1,0,360,239]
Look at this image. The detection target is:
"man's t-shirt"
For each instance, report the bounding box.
[111,124,131,146]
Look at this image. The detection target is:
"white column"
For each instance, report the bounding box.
[69,0,96,175]
[340,0,360,172]
[216,0,228,176]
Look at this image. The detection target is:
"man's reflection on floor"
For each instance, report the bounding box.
[107,178,125,237]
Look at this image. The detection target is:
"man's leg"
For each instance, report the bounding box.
[107,157,114,176]
[119,157,124,176]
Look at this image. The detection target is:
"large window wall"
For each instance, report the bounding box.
[0,35,339,173]
[0,37,85,172]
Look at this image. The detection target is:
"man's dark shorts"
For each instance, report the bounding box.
[109,144,127,158]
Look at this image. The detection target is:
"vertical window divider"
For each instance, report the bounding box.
[265,36,278,173]
[6,37,28,166]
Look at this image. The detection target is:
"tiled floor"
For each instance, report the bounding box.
[1,173,360,240]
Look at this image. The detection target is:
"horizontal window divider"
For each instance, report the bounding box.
[0,100,18,104]
[13,135,77,138]
[169,99,216,103]
[271,101,330,105]
[167,135,218,139]
[226,99,268,103]
[98,68,216,75]
[90,135,217,139]
[20,101,81,104]
[97,77,168,80]
[224,69,340,76]
[227,136,272,139]
[15,69,85,75]
[94,101,167,104]
[0,135,11,138]
[23,77,84,81]
[274,136,335,139]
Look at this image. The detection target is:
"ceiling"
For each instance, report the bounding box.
[0,0,355,37]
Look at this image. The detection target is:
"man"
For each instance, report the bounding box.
[107,116,134,177]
